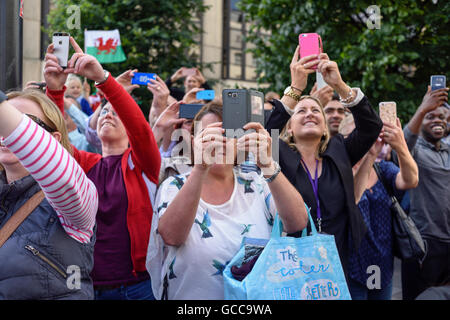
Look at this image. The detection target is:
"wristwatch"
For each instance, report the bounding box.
[95,70,110,86]
[283,86,302,102]
[0,90,7,104]
[264,161,281,183]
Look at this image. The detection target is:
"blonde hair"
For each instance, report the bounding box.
[279,95,330,158]
[6,90,73,155]
[65,74,82,87]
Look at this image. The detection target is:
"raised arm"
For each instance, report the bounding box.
[64,38,161,182]
[382,118,418,190]
[0,97,98,244]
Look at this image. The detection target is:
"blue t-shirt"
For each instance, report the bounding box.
[348,160,404,288]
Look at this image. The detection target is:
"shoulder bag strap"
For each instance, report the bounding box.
[373,162,394,198]
[0,190,45,248]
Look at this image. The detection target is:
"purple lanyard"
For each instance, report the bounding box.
[301,159,322,233]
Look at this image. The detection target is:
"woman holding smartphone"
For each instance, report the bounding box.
[44,37,161,300]
[265,47,383,278]
[147,103,309,300]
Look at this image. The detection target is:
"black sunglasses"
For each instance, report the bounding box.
[26,114,57,132]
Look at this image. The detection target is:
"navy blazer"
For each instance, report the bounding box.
[266,96,383,251]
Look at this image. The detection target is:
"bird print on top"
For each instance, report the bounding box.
[237,176,254,193]
[170,175,185,190]
[157,202,168,214]
[211,259,230,276]
[264,193,274,226]
[241,224,255,235]
[168,256,177,279]
[194,210,213,238]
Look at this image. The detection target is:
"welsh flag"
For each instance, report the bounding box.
[84,29,126,64]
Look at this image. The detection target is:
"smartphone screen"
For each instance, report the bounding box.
[251,95,263,116]
[379,102,397,125]
[430,75,446,91]
[53,32,70,68]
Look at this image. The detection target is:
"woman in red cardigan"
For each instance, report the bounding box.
[44,37,161,300]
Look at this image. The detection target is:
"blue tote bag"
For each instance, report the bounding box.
[223,208,351,300]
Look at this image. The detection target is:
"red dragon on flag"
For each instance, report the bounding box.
[95,38,119,55]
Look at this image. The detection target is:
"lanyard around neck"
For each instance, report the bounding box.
[300,158,322,233]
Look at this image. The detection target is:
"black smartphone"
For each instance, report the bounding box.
[179,104,204,120]
[222,89,264,138]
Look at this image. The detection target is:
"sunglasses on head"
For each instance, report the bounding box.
[26,114,57,132]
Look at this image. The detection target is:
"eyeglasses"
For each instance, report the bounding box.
[26,114,57,132]
[99,107,118,117]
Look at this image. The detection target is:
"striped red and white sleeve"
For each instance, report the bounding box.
[3,115,98,244]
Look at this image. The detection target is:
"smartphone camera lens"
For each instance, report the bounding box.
[232,93,237,98]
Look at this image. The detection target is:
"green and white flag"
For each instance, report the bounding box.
[84,29,126,64]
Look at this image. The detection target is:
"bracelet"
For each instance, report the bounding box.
[291,86,303,93]
[264,161,281,183]
[339,87,354,104]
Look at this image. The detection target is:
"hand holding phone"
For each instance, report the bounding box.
[379,102,397,125]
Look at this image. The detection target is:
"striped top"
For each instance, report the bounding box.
[3,115,98,244]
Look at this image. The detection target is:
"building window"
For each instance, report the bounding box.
[222,0,257,81]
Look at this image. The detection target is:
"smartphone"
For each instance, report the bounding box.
[316,71,327,89]
[31,82,46,89]
[299,33,322,70]
[183,68,197,77]
[430,75,449,109]
[222,89,264,137]
[431,75,446,91]
[379,102,397,125]
[196,90,215,101]
[179,104,204,119]
[53,32,70,68]
[131,72,157,85]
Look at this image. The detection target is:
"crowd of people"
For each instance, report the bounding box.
[0,35,449,301]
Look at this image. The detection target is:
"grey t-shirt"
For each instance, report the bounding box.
[403,126,450,242]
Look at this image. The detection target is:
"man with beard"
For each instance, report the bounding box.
[399,85,449,300]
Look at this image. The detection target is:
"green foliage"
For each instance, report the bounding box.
[239,0,449,123]
[46,0,208,114]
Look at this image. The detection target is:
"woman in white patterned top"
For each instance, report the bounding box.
[147,102,308,300]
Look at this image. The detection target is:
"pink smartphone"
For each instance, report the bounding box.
[299,33,322,70]
[183,68,197,77]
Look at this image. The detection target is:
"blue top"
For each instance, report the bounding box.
[348,160,404,287]
[77,96,93,116]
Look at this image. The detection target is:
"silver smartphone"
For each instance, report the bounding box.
[53,32,70,68]
[316,71,327,89]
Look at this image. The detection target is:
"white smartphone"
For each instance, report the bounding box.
[52,32,70,68]
[379,101,397,125]
[316,71,327,89]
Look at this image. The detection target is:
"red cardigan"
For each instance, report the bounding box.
[47,76,161,274]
